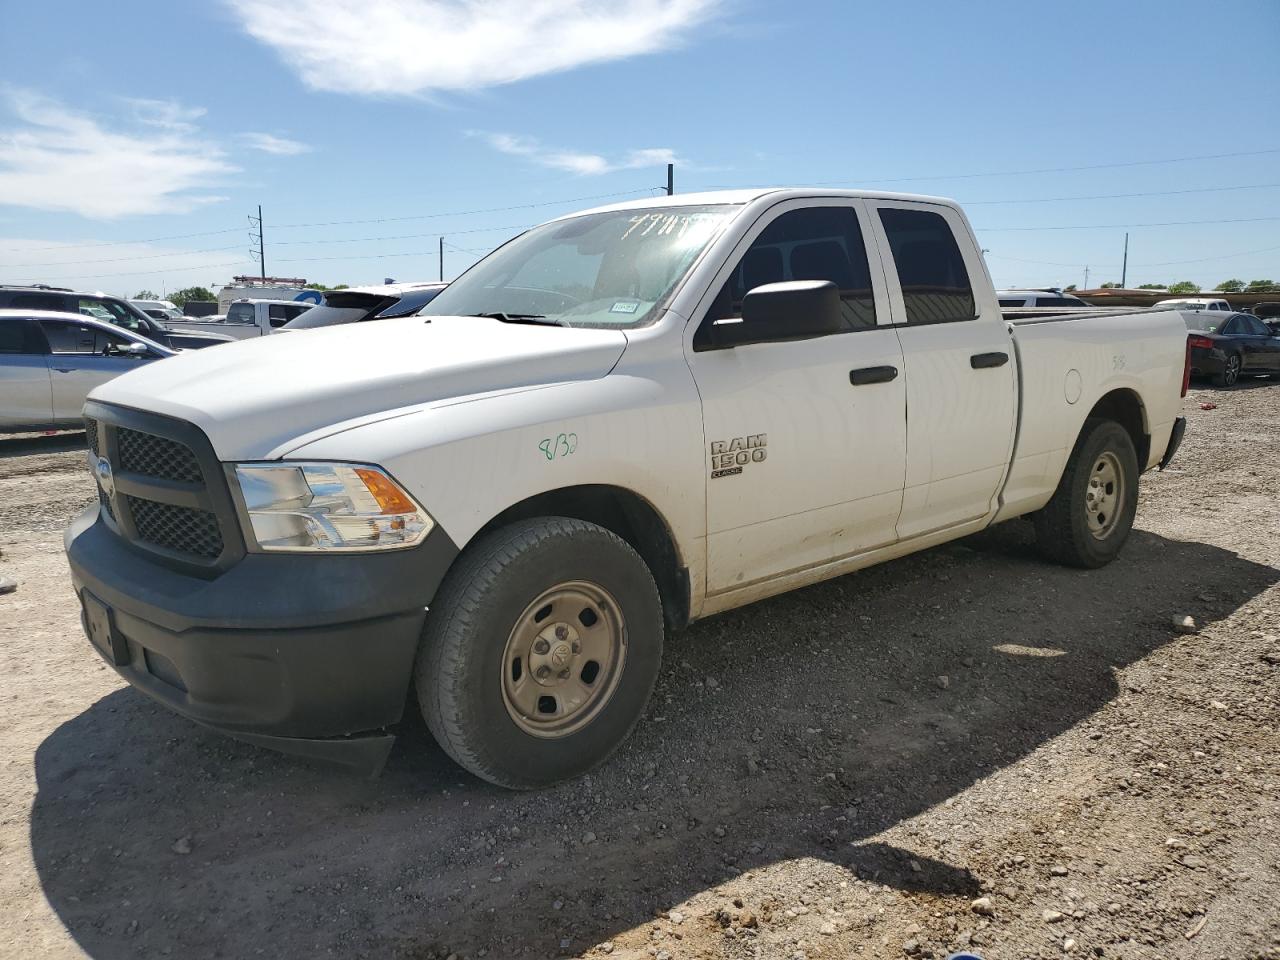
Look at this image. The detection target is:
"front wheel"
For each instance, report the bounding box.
[1033,419,1139,569]
[416,517,663,789]
[1215,353,1242,388]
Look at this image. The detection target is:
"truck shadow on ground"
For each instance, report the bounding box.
[0,430,86,458]
[30,523,1279,959]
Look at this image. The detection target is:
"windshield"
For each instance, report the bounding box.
[1182,313,1226,333]
[421,204,735,328]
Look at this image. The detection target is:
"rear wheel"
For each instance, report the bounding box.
[1215,352,1242,388]
[416,517,663,789]
[1033,419,1139,569]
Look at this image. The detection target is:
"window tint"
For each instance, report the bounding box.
[10,293,67,311]
[1245,316,1271,336]
[1222,317,1247,335]
[998,298,1028,307]
[878,207,976,325]
[1036,297,1087,308]
[703,206,877,331]
[42,320,100,354]
[0,320,41,354]
[268,304,289,327]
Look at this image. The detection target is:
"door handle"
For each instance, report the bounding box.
[52,367,74,373]
[849,365,899,385]
[970,351,1009,369]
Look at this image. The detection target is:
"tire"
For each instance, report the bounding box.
[1033,419,1139,569]
[416,517,663,789]
[1214,352,1242,388]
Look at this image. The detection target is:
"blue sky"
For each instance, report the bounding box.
[1,0,1277,297]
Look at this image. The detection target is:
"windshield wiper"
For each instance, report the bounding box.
[469,312,565,327]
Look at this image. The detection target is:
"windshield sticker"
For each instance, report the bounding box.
[620,211,727,241]
[609,301,641,314]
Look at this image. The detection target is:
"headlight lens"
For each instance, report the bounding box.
[233,462,433,552]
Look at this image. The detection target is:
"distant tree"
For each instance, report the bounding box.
[1100,282,1120,289]
[1167,281,1201,295]
[170,286,215,309]
[1064,284,1077,291]
[133,288,160,300]
[1214,279,1245,293]
[1137,283,1166,290]
[1245,279,1278,293]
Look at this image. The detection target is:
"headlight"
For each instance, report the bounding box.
[233,462,433,552]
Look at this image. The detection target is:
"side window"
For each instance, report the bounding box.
[40,320,100,354]
[1222,317,1245,335]
[268,304,289,327]
[78,298,146,333]
[92,327,134,354]
[0,320,43,355]
[878,207,976,325]
[11,293,67,311]
[285,304,310,321]
[226,303,255,324]
[998,298,1025,308]
[1247,316,1271,336]
[703,206,877,331]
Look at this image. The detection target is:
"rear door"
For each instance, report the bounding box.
[39,319,150,423]
[867,201,1018,540]
[687,199,907,592]
[0,319,53,430]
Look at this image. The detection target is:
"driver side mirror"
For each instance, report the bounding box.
[702,280,844,349]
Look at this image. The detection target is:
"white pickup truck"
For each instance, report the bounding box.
[65,189,1189,787]
[165,298,313,340]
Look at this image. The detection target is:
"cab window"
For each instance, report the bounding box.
[79,298,147,333]
[878,207,976,325]
[227,303,255,324]
[701,206,877,334]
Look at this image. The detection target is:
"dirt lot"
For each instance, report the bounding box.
[1,381,1277,960]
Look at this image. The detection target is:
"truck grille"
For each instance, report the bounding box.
[83,402,242,571]
[126,497,224,560]
[117,428,203,484]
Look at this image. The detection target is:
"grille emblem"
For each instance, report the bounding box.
[94,456,115,498]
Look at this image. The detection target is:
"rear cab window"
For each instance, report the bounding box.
[227,303,255,324]
[876,207,977,324]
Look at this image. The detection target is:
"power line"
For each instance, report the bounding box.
[963,182,1280,206]
[975,215,1280,231]
[0,227,244,255]
[271,223,532,246]
[4,258,252,282]
[703,147,1280,190]
[5,244,244,268]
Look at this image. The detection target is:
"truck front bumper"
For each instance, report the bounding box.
[64,504,458,776]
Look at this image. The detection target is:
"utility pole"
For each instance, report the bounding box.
[1083,265,1091,290]
[1120,233,1129,289]
[666,163,674,196]
[439,237,444,282]
[249,205,265,279]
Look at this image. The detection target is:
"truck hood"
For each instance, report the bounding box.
[89,315,629,460]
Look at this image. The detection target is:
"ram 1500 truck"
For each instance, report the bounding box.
[65,189,1190,787]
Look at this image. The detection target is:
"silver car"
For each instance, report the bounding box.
[0,309,174,433]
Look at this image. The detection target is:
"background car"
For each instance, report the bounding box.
[1183,310,1280,387]
[0,309,174,433]
[0,285,231,350]
[1157,297,1232,313]
[280,282,447,331]
[997,288,1092,309]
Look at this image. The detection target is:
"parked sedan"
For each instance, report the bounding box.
[1184,310,1280,387]
[0,310,174,433]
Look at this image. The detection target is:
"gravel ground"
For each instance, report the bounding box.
[1,381,1277,960]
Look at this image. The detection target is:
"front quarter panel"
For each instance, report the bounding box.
[285,350,708,610]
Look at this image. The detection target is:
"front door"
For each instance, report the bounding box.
[38,320,148,424]
[0,319,53,430]
[866,201,1018,540]
[687,200,907,594]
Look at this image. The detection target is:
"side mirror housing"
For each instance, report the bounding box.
[705,280,844,349]
[107,342,150,358]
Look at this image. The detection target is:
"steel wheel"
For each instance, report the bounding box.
[1085,450,1125,540]
[1223,354,1241,386]
[501,580,627,739]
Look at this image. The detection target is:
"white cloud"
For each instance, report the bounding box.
[239,132,312,155]
[0,90,236,219]
[476,132,678,175]
[226,0,723,96]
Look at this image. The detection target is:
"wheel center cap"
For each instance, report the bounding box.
[550,642,572,668]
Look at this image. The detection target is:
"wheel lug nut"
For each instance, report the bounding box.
[555,625,569,641]
[557,669,571,680]
[535,666,551,680]
[533,638,550,654]
[571,641,581,654]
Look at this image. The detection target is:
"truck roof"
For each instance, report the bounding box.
[568,187,956,219]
